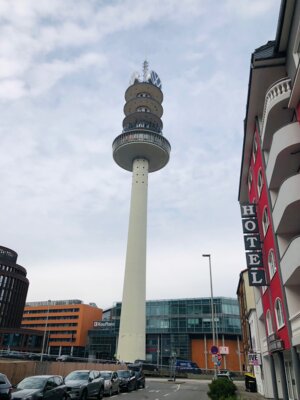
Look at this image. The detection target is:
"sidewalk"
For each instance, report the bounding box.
[235,381,266,400]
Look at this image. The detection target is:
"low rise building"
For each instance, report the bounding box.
[88,297,243,372]
[21,299,102,357]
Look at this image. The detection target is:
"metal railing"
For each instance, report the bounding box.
[261,77,291,145]
[113,131,171,153]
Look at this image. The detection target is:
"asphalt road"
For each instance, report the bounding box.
[111,378,210,400]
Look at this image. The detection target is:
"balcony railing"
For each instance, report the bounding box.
[112,131,171,154]
[261,78,292,150]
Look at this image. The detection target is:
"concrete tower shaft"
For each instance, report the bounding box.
[112,65,170,362]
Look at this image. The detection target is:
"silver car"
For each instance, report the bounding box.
[64,370,104,400]
[100,371,120,396]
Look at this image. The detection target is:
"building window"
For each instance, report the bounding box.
[262,207,269,236]
[252,136,258,162]
[247,168,253,191]
[275,298,285,329]
[293,23,300,67]
[137,92,150,98]
[257,169,263,197]
[136,106,150,113]
[268,250,277,279]
[266,310,273,336]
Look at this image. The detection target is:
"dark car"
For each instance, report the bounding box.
[12,375,68,400]
[0,373,12,400]
[127,364,145,389]
[134,359,158,372]
[175,360,202,374]
[116,370,136,392]
[64,370,104,400]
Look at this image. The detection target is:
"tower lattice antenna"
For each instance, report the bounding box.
[143,60,149,82]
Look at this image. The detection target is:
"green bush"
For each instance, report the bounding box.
[207,378,237,400]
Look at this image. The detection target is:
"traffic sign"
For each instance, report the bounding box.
[211,345,218,354]
[212,355,218,363]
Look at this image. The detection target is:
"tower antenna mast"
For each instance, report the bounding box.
[112,63,170,362]
[143,60,149,82]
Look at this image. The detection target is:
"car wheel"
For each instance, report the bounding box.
[97,386,104,400]
[80,389,88,400]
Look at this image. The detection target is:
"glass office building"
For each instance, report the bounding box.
[88,297,242,371]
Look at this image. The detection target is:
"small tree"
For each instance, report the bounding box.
[207,378,237,400]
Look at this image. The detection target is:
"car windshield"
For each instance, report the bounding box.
[0,378,7,385]
[118,371,130,378]
[17,377,47,390]
[65,372,89,381]
[217,374,229,379]
[100,372,112,379]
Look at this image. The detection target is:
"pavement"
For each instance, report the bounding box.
[235,381,266,400]
[148,377,267,399]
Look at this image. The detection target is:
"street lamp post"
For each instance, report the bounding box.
[202,254,217,378]
[40,300,51,362]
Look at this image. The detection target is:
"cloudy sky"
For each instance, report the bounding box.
[0,0,281,310]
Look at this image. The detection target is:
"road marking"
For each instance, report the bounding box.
[163,393,170,396]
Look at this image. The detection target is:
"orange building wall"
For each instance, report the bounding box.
[22,304,102,348]
[191,338,244,372]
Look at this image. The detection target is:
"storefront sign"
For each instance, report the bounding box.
[219,346,229,355]
[248,353,261,366]
[240,203,266,286]
[93,321,115,328]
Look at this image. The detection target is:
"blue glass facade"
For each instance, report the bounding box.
[88,297,241,364]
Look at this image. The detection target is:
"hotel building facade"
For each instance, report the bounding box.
[238,1,300,399]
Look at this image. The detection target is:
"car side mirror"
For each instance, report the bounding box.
[88,377,93,382]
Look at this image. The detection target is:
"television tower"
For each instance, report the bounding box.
[113,62,171,362]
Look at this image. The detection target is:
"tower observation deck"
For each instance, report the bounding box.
[112,62,171,362]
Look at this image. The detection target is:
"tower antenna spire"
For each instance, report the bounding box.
[143,60,149,82]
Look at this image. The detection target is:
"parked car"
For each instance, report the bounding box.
[116,370,136,392]
[0,373,12,400]
[127,364,145,389]
[12,375,68,399]
[2,352,26,360]
[175,360,202,374]
[216,373,233,381]
[99,371,120,396]
[134,359,158,372]
[64,370,104,400]
[220,369,236,378]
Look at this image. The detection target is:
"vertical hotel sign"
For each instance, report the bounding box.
[240,203,267,286]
